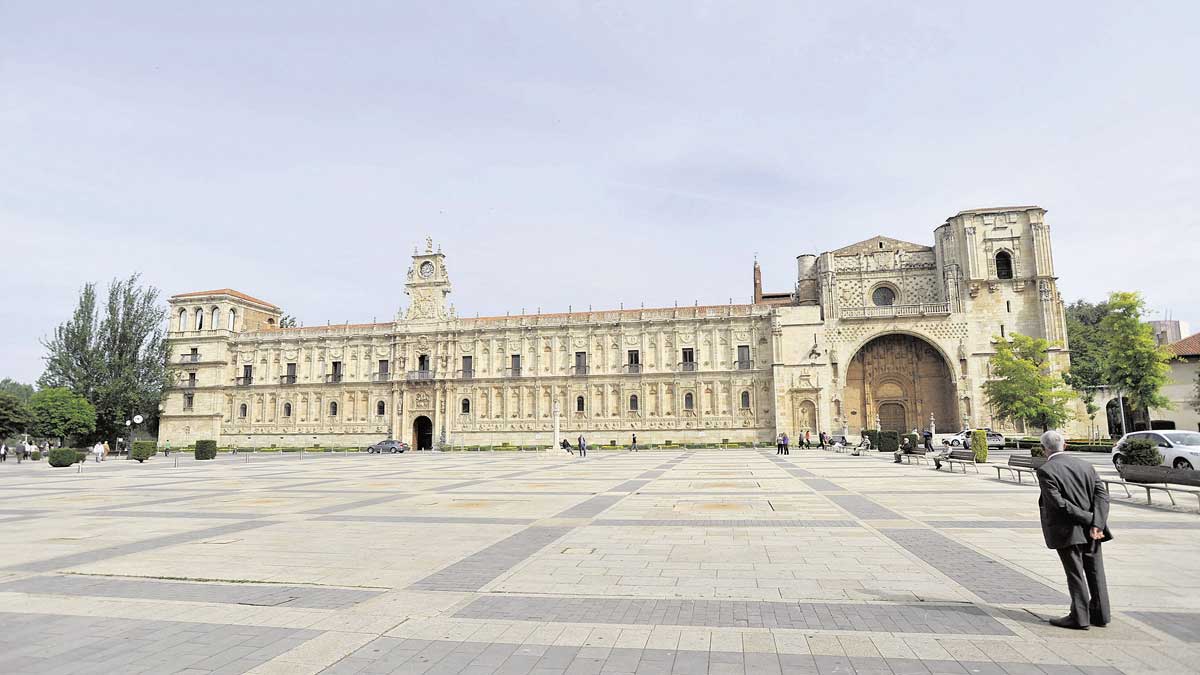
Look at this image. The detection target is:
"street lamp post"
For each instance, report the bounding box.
[125,414,144,459]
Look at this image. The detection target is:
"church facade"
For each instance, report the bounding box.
[159,205,1072,449]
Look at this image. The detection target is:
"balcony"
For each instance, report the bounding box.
[325,373,343,384]
[372,372,391,383]
[179,380,197,389]
[840,302,951,320]
[735,360,752,370]
[679,362,698,373]
[407,369,435,382]
[507,367,523,378]
[279,375,297,385]
[235,376,253,386]
[571,365,589,376]
[457,369,475,380]
[179,354,200,363]
[624,363,642,374]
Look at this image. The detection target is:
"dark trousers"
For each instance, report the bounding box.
[783,444,789,455]
[1056,542,1110,626]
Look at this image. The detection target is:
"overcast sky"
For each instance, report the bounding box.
[2,2,1197,384]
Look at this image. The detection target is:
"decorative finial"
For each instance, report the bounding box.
[425,236,433,253]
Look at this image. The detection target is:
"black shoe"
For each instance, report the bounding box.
[1049,616,1089,630]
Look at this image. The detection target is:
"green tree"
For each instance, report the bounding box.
[1192,368,1200,414]
[28,387,96,444]
[278,314,298,328]
[39,275,170,443]
[984,333,1074,432]
[1099,291,1172,413]
[0,392,32,439]
[0,378,35,403]
[1063,300,1111,433]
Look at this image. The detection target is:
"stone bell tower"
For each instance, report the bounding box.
[404,237,452,322]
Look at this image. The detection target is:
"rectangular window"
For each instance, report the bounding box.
[511,354,522,376]
[418,354,430,371]
[737,345,751,369]
[283,362,297,385]
[240,364,253,385]
[378,359,389,375]
[187,372,197,387]
[627,350,641,373]
[574,351,588,375]
[1001,324,1006,338]
[682,348,695,363]
[1006,301,1011,313]
[330,360,343,383]
[461,355,473,378]
[183,392,194,410]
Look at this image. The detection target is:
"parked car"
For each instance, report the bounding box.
[1111,431,1200,470]
[366,440,409,454]
[942,429,1005,450]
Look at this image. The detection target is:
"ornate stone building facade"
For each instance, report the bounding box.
[160,206,1072,448]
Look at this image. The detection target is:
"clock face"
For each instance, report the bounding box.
[419,261,435,278]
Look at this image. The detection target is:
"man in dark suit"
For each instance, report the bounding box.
[1035,430,1112,630]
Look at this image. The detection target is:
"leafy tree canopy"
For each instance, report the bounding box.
[38,275,170,443]
[1100,291,1172,412]
[0,392,33,439]
[1063,300,1110,416]
[0,378,35,403]
[28,387,96,442]
[984,333,1074,433]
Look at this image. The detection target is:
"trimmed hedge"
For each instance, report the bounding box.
[879,431,900,453]
[131,441,156,463]
[971,429,989,463]
[1118,438,1161,466]
[862,430,881,450]
[195,440,217,460]
[47,448,77,467]
[30,450,41,461]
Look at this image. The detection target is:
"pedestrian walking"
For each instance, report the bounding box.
[1,442,7,462]
[776,434,783,455]
[92,441,103,463]
[1035,430,1112,630]
[923,429,934,452]
[102,441,111,461]
[577,435,587,458]
[818,431,827,449]
[804,430,811,449]
[631,434,638,452]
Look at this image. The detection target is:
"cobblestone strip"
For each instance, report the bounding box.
[4,520,275,573]
[592,518,858,528]
[407,526,573,592]
[454,595,1013,635]
[882,528,1068,605]
[827,493,906,519]
[611,479,652,492]
[0,611,320,675]
[0,574,382,609]
[552,493,626,518]
[302,492,410,514]
[925,519,1200,530]
[1126,611,1200,642]
[801,478,844,491]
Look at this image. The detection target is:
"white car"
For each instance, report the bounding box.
[1112,430,1200,470]
[941,429,1005,450]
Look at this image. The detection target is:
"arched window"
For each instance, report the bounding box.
[461,398,471,414]
[212,307,220,329]
[629,394,639,412]
[195,308,204,330]
[329,401,338,417]
[684,393,695,410]
[376,401,386,416]
[740,391,751,409]
[871,285,896,307]
[228,309,237,331]
[576,396,585,412]
[178,309,187,330]
[239,403,247,418]
[995,251,1014,280]
[283,402,292,417]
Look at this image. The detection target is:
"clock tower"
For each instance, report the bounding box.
[404,237,452,322]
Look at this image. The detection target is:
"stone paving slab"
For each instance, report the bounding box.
[0,574,383,609]
[455,595,1014,635]
[1126,611,1200,643]
[409,526,574,592]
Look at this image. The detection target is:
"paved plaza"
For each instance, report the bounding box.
[1,449,1198,674]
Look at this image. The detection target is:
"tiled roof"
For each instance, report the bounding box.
[1167,331,1200,357]
[171,289,279,309]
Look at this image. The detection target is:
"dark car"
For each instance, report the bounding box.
[367,440,408,454]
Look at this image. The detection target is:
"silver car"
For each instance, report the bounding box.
[1112,430,1200,470]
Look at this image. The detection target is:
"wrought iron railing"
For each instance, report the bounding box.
[840,302,951,319]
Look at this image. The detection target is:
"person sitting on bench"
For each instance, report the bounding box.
[894,436,914,463]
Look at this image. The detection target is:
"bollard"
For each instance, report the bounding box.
[300,448,304,461]
[174,454,179,468]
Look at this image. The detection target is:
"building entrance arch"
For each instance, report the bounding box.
[413,416,433,450]
[845,333,957,434]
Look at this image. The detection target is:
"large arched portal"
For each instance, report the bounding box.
[845,334,958,433]
[413,416,433,450]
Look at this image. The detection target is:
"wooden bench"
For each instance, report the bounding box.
[995,455,1045,483]
[1111,465,1200,511]
[941,449,979,473]
[898,447,929,465]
